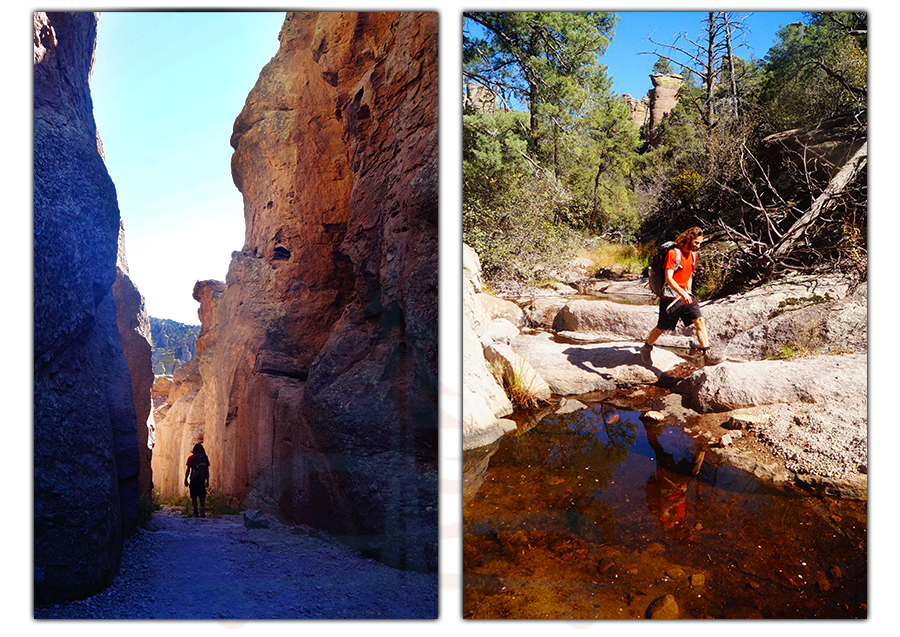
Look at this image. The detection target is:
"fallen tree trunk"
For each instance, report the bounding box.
[768,140,867,264]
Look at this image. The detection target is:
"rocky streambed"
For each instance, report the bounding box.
[461,245,867,619]
[463,244,868,500]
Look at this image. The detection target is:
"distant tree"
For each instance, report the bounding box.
[652,56,673,74]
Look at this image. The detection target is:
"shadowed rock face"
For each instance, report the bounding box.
[112,222,155,496]
[190,12,438,572]
[34,11,146,605]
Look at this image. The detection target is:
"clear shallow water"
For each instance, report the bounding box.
[463,401,867,619]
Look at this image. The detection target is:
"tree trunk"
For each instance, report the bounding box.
[768,141,867,263]
[706,12,716,126]
[723,14,739,119]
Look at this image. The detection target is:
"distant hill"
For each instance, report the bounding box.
[149,317,200,375]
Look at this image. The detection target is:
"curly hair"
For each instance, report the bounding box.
[674,226,704,248]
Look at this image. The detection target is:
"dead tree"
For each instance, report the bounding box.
[719,128,867,280]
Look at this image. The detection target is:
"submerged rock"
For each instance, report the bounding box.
[646,594,679,619]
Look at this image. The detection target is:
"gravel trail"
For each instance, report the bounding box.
[35,507,438,619]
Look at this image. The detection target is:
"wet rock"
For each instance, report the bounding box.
[640,410,666,422]
[690,573,706,587]
[556,398,588,415]
[665,567,686,581]
[646,594,679,619]
[597,557,616,574]
[719,433,733,447]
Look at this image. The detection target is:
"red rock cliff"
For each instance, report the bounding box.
[168,11,438,572]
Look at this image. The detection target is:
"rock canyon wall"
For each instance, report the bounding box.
[153,12,438,572]
[34,12,152,605]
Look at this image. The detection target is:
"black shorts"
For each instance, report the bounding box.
[657,296,703,331]
[189,480,207,500]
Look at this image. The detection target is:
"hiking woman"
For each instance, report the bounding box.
[184,442,210,518]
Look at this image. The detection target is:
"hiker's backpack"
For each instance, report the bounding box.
[647,241,695,297]
[192,452,209,483]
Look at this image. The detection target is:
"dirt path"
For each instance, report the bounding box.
[35,507,437,619]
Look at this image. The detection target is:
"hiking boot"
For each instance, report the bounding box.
[701,347,724,365]
[639,342,653,365]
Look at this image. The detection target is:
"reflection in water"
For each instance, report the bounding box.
[463,402,867,619]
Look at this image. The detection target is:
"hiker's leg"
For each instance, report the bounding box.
[692,317,710,349]
[199,497,206,518]
[646,326,665,346]
[191,496,199,517]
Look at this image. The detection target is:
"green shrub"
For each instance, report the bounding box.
[162,490,243,516]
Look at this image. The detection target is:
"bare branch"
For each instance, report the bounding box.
[768,141,867,262]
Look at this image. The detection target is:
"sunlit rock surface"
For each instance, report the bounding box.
[151,12,439,572]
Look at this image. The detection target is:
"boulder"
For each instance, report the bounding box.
[511,331,683,396]
[552,299,658,338]
[476,292,524,327]
[243,509,272,529]
[481,318,520,346]
[482,341,552,403]
[463,307,514,451]
[676,354,867,487]
[675,354,866,413]
[522,297,568,329]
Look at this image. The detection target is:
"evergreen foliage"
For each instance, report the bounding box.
[462,11,867,295]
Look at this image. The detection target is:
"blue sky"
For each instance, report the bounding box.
[91,11,286,324]
[604,11,806,99]
[465,11,806,102]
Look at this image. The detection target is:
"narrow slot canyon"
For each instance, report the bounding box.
[34,11,438,618]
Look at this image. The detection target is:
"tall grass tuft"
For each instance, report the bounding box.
[580,242,655,276]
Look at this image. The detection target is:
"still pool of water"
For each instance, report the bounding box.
[462,401,867,619]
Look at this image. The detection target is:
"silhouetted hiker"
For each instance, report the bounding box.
[641,226,723,366]
[184,443,210,518]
